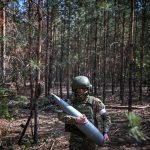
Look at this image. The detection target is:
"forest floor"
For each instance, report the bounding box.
[0,92,150,150]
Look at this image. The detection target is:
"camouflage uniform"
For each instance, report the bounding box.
[58,95,111,150]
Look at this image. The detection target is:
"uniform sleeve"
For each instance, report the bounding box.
[94,98,111,133]
[101,111,111,133]
[58,112,76,124]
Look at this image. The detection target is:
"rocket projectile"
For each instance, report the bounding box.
[50,93,104,145]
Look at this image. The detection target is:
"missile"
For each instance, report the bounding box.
[50,93,104,145]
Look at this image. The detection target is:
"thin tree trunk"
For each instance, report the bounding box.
[103,10,106,102]
[48,8,54,94]
[139,0,147,103]
[45,0,50,96]
[111,0,117,95]
[11,2,19,92]
[120,12,125,105]
[28,0,34,99]
[0,0,6,84]
[59,23,64,98]
[85,27,90,77]
[128,0,135,112]
[93,16,98,95]
[77,30,81,75]
[33,0,42,143]
[66,5,71,98]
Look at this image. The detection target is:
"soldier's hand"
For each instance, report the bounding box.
[103,133,109,142]
[75,114,88,124]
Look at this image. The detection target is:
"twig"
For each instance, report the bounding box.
[30,141,46,150]
[50,140,55,150]
[111,128,120,135]
[38,141,46,150]
[106,105,150,110]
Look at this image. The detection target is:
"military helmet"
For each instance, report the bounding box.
[72,76,92,92]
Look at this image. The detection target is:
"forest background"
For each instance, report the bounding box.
[0,0,150,149]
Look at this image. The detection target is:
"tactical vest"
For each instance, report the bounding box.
[65,96,98,136]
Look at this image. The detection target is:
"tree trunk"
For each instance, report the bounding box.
[59,23,64,98]
[139,0,147,103]
[102,9,110,102]
[0,0,6,84]
[111,0,117,95]
[66,5,71,98]
[33,0,42,143]
[45,0,50,96]
[128,0,135,112]
[48,7,54,94]
[93,16,98,95]
[28,0,34,99]
[120,12,125,105]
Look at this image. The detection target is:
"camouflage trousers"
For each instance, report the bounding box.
[69,134,97,150]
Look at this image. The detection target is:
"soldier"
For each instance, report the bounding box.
[58,76,111,150]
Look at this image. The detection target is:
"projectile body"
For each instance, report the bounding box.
[50,93,104,145]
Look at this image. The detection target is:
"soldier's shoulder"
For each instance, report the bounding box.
[89,96,105,107]
[88,96,102,103]
[88,95,101,101]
